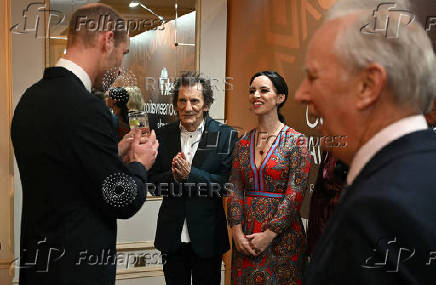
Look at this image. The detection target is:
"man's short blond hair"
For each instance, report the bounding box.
[67,3,128,48]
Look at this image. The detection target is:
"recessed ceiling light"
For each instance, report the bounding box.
[129,1,140,8]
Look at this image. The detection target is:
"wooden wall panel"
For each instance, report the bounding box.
[0,0,15,283]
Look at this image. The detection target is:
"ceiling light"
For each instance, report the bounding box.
[129,1,140,8]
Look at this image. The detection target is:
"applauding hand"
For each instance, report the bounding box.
[172,152,191,181]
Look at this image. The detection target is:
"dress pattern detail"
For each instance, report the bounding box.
[227,126,311,284]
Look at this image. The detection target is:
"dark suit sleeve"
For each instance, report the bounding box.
[68,98,147,219]
[187,127,238,189]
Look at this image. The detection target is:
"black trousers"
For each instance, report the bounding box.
[162,243,222,285]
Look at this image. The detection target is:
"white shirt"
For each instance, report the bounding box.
[56,58,92,93]
[347,115,427,185]
[179,120,205,243]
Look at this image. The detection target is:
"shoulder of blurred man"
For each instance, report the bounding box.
[306,129,436,284]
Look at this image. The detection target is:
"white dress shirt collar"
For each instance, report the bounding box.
[56,58,92,93]
[347,115,427,185]
[179,120,205,134]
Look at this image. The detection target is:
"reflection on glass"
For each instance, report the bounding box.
[129,111,150,135]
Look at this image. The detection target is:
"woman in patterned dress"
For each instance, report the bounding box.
[227,71,311,284]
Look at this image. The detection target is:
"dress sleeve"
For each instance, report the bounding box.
[226,140,245,227]
[268,134,311,234]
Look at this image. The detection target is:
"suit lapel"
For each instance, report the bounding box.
[166,122,181,161]
[192,117,217,168]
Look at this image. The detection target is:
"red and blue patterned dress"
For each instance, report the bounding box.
[227,126,311,284]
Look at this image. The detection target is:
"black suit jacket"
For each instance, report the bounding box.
[304,130,436,285]
[149,117,237,258]
[11,67,148,285]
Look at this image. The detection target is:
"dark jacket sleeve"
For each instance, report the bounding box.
[68,98,147,219]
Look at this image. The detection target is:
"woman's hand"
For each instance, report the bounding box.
[232,225,257,256]
[246,229,277,256]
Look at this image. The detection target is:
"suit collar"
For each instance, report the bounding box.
[175,115,215,133]
[167,116,217,156]
[347,115,427,185]
[56,58,92,92]
[350,129,436,187]
[43,67,89,93]
[179,119,205,134]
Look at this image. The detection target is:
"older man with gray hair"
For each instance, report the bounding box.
[295,0,436,284]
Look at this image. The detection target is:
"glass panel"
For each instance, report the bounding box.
[48,0,197,129]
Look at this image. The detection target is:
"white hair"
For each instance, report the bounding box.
[125,86,145,111]
[327,0,436,112]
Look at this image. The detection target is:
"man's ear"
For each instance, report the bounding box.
[102,31,115,53]
[356,63,386,110]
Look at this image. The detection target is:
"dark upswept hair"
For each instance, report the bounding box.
[109,87,129,124]
[171,71,214,115]
[68,3,128,48]
[249,71,289,123]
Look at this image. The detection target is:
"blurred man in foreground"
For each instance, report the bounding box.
[295,0,436,283]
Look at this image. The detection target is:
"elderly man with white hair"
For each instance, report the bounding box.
[295,0,436,284]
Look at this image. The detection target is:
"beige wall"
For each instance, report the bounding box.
[11,0,46,283]
[0,0,14,284]
[199,0,227,121]
[226,0,336,139]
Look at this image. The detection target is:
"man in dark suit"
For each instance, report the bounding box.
[148,72,237,284]
[295,0,436,284]
[11,4,158,284]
